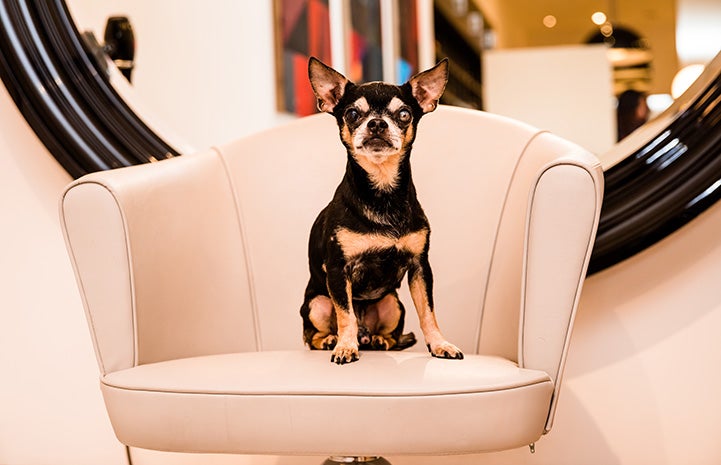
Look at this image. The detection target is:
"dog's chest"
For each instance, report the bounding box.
[333,227,427,299]
[335,227,427,258]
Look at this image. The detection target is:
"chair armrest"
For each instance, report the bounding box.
[519,134,604,431]
[61,179,136,375]
[60,150,258,374]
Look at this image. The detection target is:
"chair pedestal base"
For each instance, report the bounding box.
[323,457,392,465]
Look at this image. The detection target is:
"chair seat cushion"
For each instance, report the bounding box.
[101,351,554,456]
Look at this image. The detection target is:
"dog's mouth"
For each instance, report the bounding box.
[361,136,393,151]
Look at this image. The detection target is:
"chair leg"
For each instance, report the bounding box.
[323,457,392,464]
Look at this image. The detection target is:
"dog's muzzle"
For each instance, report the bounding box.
[362,136,393,151]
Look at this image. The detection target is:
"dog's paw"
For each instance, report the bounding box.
[427,341,464,360]
[321,334,337,350]
[371,335,393,351]
[331,342,359,364]
[310,333,337,350]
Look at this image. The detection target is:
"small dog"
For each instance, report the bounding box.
[300,57,463,365]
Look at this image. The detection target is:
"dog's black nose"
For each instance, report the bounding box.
[367,118,388,134]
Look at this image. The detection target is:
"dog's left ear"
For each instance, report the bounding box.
[308,57,349,113]
[408,58,449,113]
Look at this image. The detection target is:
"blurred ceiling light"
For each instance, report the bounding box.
[586,25,652,93]
[591,12,607,26]
[451,0,468,17]
[467,11,483,36]
[647,94,674,116]
[671,64,705,99]
[600,23,613,37]
[543,15,557,28]
[606,47,653,67]
[588,24,645,49]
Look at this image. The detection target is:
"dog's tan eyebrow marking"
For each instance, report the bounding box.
[388,96,406,113]
[335,227,428,258]
[354,97,370,113]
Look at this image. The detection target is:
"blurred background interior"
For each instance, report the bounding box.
[66,0,721,159]
[2,1,721,465]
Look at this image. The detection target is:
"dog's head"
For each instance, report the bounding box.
[308,58,448,190]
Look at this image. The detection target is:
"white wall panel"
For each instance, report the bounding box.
[0,81,126,465]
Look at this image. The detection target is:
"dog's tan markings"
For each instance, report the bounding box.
[354,97,370,113]
[397,229,428,255]
[311,333,337,349]
[341,125,354,149]
[388,96,405,114]
[308,296,336,349]
[331,279,359,363]
[354,152,403,192]
[403,125,415,146]
[335,227,428,258]
[336,228,392,257]
[308,296,333,332]
[409,272,463,359]
[371,293,403,349]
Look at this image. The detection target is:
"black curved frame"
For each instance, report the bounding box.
[1,0,720,274]
[0,0,178,179]
[590,66,721,273]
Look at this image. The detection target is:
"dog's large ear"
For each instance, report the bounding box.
[408,58,449,113]
[308,57,349,113]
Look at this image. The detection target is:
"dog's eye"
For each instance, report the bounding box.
[398,108,412,123]
[345,108,360,123]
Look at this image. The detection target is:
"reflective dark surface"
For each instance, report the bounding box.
[1,0,720,274]
[590,67,721,273]
[0,0,178,178]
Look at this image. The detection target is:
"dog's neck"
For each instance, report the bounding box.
[345,148,413,193]
[341,148,418,230]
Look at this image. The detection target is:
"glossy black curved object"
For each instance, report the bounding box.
[1,0,721,274]
[589,61,721,274]
[0,0,178,179]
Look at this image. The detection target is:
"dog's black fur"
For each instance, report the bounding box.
[300,57,463,364]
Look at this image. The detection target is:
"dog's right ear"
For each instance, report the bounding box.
[308,57,349,113]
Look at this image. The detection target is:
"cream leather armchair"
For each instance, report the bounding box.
[60,106,603,463]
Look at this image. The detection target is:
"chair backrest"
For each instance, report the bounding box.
[61,106,602,405]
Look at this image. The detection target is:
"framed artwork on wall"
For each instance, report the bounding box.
[274,0,333,116]
[347,0,383,83]
[273,0,425,116]
[397,0,420,83]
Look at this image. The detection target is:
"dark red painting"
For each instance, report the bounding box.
[275,0,332,116]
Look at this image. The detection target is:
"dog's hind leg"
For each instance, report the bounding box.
[303,295,337,350]
[367,292,415,350]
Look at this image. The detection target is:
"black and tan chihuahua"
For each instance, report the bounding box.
[300,57,463,365]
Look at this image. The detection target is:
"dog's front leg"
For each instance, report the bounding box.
[326,272,359,364]
[408,258,463,360]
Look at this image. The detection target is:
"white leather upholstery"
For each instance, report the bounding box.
[101,351,553,455]
[60,106,603,456]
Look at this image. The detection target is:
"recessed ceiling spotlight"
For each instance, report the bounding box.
[591,11,607,26]
[543,15,557,28]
